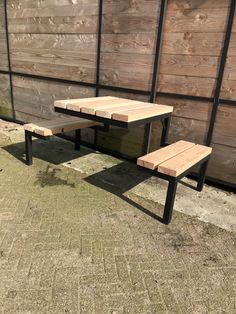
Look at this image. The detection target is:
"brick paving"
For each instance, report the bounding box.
[0,127,235,313]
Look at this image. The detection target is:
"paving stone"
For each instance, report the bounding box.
[0,126,235,313]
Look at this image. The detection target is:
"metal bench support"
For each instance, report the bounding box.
[161,157,210,224]
[25,130,33,166]
[163,177,177,224]
[138,154,211,225]
[75,129,81,151]
[197,160,209,192]
[24,128,82,166]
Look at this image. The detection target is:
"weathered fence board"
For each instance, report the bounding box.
[13,76,95,121]
[0,74,12,117]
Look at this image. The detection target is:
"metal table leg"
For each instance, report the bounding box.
[160,116,171,147]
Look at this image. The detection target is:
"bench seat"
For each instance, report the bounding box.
[23,117,98,136]
[23,117,99,166]
[137,140,212,176]
[137,140,212,224]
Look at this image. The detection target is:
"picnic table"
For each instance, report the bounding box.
[23,96,211,225]
[54,96,173,152]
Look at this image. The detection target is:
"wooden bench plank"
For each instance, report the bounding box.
[80,98,136,115]
[23,117,83,131]
[24,118,98,136]
[54,96,116,109]
[66,97,132,113]
[137,140,195,170]
[112,105,173,122]
[96,102,152,118]
[158,144,212,177]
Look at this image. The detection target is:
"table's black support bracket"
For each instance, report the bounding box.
[91,124,110,132]
[160,116,171,147]
[142,122,152,154]
[75,129,81,151]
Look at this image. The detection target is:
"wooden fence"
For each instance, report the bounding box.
[0,0,235,188]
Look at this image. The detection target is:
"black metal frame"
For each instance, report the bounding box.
[96,0,103,98]
[138,156,210,224]
[24,128,81,166]
[143,0,168,154]
[0,0,235,191]
[206,0,236,146]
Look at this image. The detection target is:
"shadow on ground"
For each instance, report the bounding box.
[3,138,200,225]
[2,138,91,165]
[85,161,168,223]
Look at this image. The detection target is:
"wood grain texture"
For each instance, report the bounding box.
[168,0,230,10]
[207,143,236,184]
[137,140,195,170]
[0,4,8,71]
[150,116,208,153]
[160,54,219,78]
[212,105,236,148]
[158,74,216,97]
[112,105,173,122]
[80,98,137,115]
[8,0,98,18]
[100,51,154,90]
[0,74,12,117]
[156,97,211,122]
[165,8,229,33]
[221,23,236,100]
[102,0,160,34]
[24,117,98,136]
[162,32,224,56]
[158,144,212,177]
[159,1,229,98]
[102,33,155,54]
[13,76,95,120]
[15,110,45,123]
[100,0,159,91]
[7,0,99,34]
[96,101,147,118]
[55,96,115,109]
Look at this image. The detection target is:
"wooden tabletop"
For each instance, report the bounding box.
[54,96,173,123]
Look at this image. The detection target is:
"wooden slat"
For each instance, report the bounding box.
[79,98,137,115]
[137,140,195,170]
[24,117,82,130]
[24,117,98,136]
[158,144,212,177]
[96,102,152,118]
[112,105,173,122]
[54,96,116,109]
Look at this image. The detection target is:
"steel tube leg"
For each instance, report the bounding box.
[25,130,33,166]
[75,129,81,151]
[142,122,152,154]
[163,178,177,224]
[197,160,209,192]
[160,116,171,147]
